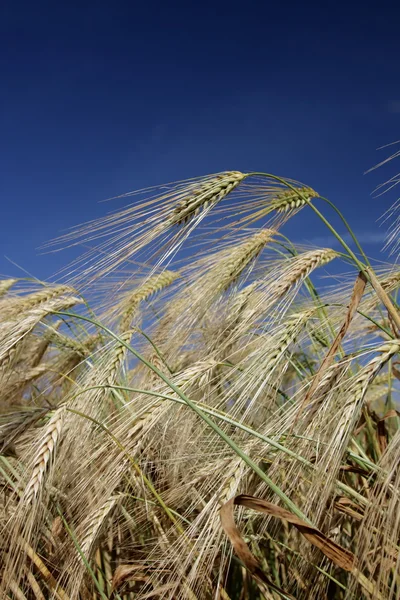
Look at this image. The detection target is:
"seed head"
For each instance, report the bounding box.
[270,186,317,213]
[169,171,245,226]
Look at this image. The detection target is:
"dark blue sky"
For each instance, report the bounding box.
[1,1,400,280]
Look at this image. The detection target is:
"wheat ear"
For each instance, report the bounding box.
[127,353,171,439]
[0,278,17,297]
[350,340,400,402]
[272,248,338,297]
[119,270,180,332]
[50,330,100,358]
[104,330,133,387]
[168,171,245,225]
[79,495,120,560]
[219,459,245,504]
[269,185,318,213]
[212,229,274,294]
[24,407,64,503]
[1,285,77,320]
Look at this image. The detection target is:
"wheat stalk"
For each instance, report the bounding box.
[271,248,338,298]
[219,459,245,504]
[360,270,400,313]
[351,340,400,401]
[119,270,180,332]
[228,281,259,322]
[168,171,245,225]
[0,296,82,369]
[269,185,318,213]
[79,495,120,560]
[300,340,400,528]
[0,285,77,320]
[0,278,17,297]
[215,229,274,293]
[1,363,49,402]
[104,330,133,388]
[0,407,49,453]
[2,168,400,599]
[127,353,172,440]
[23,407,64,503]
[49,330,100,357]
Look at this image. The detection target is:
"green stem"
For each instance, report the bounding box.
[55,506,109,600]
[273,236,342,355]
[55,310,312,524]
[248,172,367,272]
[68,384,371,506]
[66,407,184,533]
[319,196,372,267]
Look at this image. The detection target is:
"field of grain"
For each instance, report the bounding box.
[1,171,399,599]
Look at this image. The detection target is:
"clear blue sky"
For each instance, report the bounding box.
[1,1,399,280]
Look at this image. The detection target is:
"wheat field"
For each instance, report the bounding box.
[0,171,399,599]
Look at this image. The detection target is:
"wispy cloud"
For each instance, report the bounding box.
[388,101,400,114]
[297,230,387,248]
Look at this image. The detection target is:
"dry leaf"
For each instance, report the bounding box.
[220,495,297,598]
[392,365,400,381]
[377,419,388,454]
[296,271,367,422]
[221,495,385,598]
[380,408,399,420]
[366,267,400,333]
[221,495,355,572]
[334,497,364,521]
[339,465,369,476]
[51,516,63,539]
[112,564,148,590]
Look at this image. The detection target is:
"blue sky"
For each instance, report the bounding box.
[1,0,400,280]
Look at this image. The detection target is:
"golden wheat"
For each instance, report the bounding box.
[1,169,399,600]
[168,171,245,225]
[23,406,64,504]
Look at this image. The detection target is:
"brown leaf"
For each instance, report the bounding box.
[220,496,296,598]
[45,515,64,555]
[334,497,364,521]
[380,408,399,420]
[112,564,148,590]
[392,365,400,381]
[51,516,63,539]
[295,271,367,423]
[366,267,400,333]
[377,420,388,454]
[220,495,356,591]
[339,465,369,476]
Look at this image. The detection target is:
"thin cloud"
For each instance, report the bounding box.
[298,230,388,248]
[388,101,400,114]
